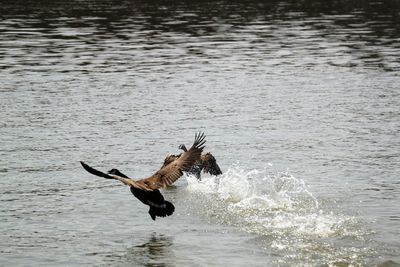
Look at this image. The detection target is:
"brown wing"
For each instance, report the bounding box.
[80,161,153,192]
[138,132,206,189]
[201,152,222,176]
[160,154,181,169]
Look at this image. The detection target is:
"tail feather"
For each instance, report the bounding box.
[165,201,174,216]
[148,201,175,221]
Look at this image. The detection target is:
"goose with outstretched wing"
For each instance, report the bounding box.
[80,132,206,221]
[160,143,222,180]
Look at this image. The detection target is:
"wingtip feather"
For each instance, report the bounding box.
[194,131,206,150]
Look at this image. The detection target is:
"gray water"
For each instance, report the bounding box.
[1,0,400,266]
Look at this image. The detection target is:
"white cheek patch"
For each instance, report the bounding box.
[147,200,166,209]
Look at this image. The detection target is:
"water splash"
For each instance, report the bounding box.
[185,165,341,237]
[184,165,374,265]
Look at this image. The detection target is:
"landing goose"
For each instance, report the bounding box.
[161,143,222,180]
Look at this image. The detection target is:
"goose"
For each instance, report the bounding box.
[80,132,206,221]
[161,143,222,180]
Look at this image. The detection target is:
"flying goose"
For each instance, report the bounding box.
[80,132,206,221]
[161,143,222,180]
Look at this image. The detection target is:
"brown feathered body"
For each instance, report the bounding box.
[80,132,206,220]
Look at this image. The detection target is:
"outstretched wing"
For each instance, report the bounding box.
[80,161,152,191]
[139,132,206,189]
[201,153,222,176]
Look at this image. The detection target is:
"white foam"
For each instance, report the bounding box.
[185,165,357,239]
[182,165,376,265]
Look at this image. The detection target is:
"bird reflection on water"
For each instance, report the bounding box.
[124,233,175,267]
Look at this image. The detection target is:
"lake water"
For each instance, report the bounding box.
[1,0,399,266]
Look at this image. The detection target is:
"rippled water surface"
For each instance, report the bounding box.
[1,0,400,266]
